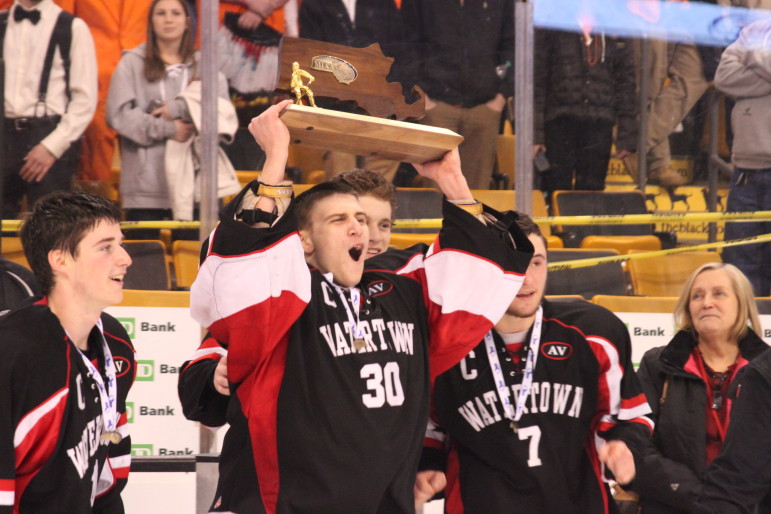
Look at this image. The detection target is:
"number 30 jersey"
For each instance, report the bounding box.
[190,189,533,514]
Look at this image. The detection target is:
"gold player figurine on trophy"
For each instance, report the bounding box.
[291,61,317,107]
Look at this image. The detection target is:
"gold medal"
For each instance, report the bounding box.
[510,421,518,434]
[101,431,123,444]
[353,338,366,351]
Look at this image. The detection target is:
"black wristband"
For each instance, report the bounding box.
[237,209,278,225]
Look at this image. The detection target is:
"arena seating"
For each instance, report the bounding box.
[551,190,674,249]
[172,240,201,290]
[592,295,678,313]
[627,251,722,297]
[547,248,628,299]
[123,240,171,291]
[0,237,29,269]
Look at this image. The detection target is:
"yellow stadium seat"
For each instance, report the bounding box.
[580,235,661,254]
[545,295,585,302]
[389,233,436,250]
[287,145,326,175]
[172,240,201,290]
[627,251,722,297]
[546,235,563,249]
[119,289,190,307]
[293,183,315,195]
[592,295,678,313]
[303,169,326,184]
[236,170,261,189]
[1,237,30,269]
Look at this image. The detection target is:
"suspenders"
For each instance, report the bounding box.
[0,8,75,113]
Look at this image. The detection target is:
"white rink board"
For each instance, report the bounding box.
[105,305,202,457]
[112,304,771,511]
[122,471,196,513]
[619,312,771,368]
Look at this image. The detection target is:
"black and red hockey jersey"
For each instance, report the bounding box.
[424,299,653,514]
[189,187,532,514]
[0,299,135,514]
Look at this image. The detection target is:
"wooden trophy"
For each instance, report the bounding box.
[275,37,463,163]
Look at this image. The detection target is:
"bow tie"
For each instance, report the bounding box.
[14,6,41,24]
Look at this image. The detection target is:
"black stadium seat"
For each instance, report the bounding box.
[547,249,629,299]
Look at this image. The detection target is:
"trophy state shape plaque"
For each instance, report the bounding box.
[276,37,463,163]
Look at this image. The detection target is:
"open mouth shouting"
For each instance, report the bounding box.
[349,245,364,262]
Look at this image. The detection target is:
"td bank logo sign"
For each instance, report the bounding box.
[136,360,155,382]
[116,317,136,339]
[131,444,154,456]
[115,317,176,339]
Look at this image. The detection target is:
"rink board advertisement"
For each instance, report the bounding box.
[617,312,771,368]
[105,305,202,456]
[103,305,771,456]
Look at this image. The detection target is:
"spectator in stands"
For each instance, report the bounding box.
[714,18,771,297]
[299,0,407,181]
[623,4,722,187]
[533,27,637,198]
[1,0,97,218]
[633,262,767,512]
[107,0,239,234]
[698,345,771,512]
[400,0,513,190]
[64,0,154,190]
[0,191,135,512]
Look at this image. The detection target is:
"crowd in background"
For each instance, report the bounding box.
[4,1,771,512]
[3,0,769,296]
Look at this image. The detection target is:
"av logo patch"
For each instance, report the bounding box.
[136,360,155,381]
[541,342,573,360]
[131,444,154,456]
[114,356,132,378]
[116,317,136,339]
[367,280,393,297]
[126,402,135,423]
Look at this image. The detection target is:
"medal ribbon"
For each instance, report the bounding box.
[71,318,119,434]
[326,274,366,346]
[485,306,543,426]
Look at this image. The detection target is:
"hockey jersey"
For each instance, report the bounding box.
[424,300,653,514]
[0,299,135,514]
[188,186,532,514]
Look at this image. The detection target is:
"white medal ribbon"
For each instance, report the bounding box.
[326,274,366,347]
[485,306,542,426]
[71,318,119,434]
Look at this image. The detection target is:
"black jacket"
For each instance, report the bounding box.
[400,0,514,107]
[299,0,404,55]
[298,0,409,88]
[534,28,638,150]
[699,347,771,514]
[635,329,768,513]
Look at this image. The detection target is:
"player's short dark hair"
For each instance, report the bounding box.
[20,191,122,295]
[513,212,548,249]
[293,181,358,231]
[332,169,396,213]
